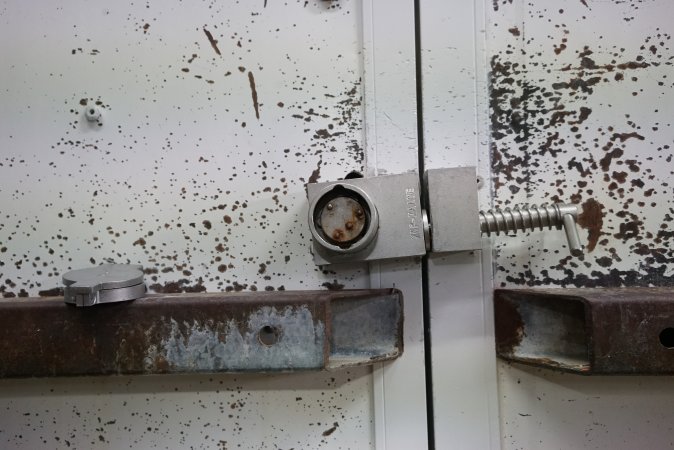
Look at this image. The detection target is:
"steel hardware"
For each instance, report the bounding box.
[479,203,583,257]
[84,105,101,122]
[495,288,674,375]
[63,263,146,307]
[0,289,403,377]
[307,167,584,265]
[307,173,426,265]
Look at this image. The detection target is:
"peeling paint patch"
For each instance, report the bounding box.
[145,306,325,372]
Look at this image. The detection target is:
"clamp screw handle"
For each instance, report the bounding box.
[479,203,583,256]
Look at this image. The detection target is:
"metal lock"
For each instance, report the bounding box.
[307,167,584,265]
[308,183,379,255]
[307,173,427,265]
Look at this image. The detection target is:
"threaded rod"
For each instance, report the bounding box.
[479,203,582,256]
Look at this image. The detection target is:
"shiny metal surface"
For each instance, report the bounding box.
[62,264,146,307]
[307,173,425,265]
[479,203,583,256]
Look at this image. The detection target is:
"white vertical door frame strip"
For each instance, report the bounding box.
[475,1,502,447]
[362,1,428,449]
[419,0,501,448]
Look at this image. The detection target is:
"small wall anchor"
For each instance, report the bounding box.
[84,105,102,122]
[63,263,146,307]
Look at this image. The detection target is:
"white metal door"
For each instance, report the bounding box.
[0,1,427,448]
[421,1,674,449]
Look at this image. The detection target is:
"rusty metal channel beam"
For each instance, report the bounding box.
[0,289,403,378]
[495,288,674,375]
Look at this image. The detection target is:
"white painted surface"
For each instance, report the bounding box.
[0,1,426,448]
[5,0,671,448]
[498,360,674,450]
[362,1,428,448]
[422,1,674,449]
[485,1,674,449]
[0,371,374,449]
[420,0,500,448]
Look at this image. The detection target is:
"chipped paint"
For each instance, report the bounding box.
[144,306,326,372]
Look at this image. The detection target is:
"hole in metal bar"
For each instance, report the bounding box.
[659,328,674,348]
[258,325,280,346]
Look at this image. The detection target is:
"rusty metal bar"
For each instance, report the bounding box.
[495,288,674,375]
[0,289,403,378]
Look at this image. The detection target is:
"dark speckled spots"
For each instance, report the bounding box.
[322,422,338,436]
[490,3,674,288]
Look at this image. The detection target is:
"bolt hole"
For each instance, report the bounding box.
[659,328,674,348]
[258,325,280,346]
[89,109,96,115]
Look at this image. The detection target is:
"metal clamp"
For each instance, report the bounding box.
[307,167,586,265]
[306,173,427,265]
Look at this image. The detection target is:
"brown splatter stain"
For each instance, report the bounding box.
[79,98,88,106]
[223,215,232,224]
[149,280,207,293]
[579,0,589,7]
[322,281,344,291]
[577,198,605,252]
[133,237,147,246]
[552,76,602,94]
[573,106,592,125]
[508,27,520,36]
[38,287,64,297]
[143,23,150,34]
[203,28,221,56]
[202,220,212,230]
[599,148,623,172]
[308,158,322,183]
[596,256,613,268]
[248,71,260,119]
[322,422,338,437]
[611,132,644,143]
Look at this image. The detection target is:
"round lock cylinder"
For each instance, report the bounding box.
[308,183,379,255]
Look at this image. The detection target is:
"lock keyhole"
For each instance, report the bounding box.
[308,183,379,255]
[317,195,368,248]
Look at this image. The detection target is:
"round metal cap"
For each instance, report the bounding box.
[63,263,146,307]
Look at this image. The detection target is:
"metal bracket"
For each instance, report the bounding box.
[495,288,674,375]
[0,289,403,377]
[306,167,584,265]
